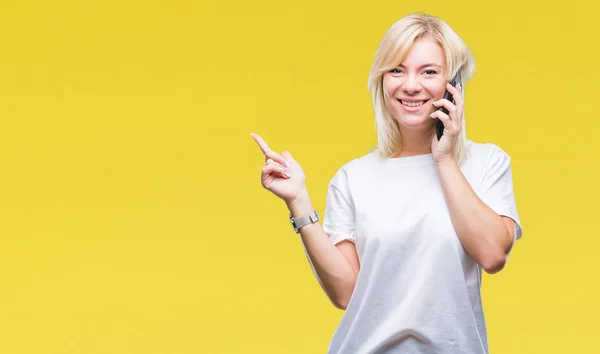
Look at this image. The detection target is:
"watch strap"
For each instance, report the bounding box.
[290,210,320,233]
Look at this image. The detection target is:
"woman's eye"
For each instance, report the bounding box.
[390,68,403,74]
[424,70,438,75]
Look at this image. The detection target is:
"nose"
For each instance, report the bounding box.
[402,74,421,94]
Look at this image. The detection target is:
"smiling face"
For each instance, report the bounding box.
[383,36,448,132]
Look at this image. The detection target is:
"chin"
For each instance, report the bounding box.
[396,114,432,129]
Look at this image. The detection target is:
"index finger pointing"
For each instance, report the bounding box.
[250,133,290,167]
[250,133,271,155]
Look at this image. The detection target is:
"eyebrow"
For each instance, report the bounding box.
[398,63,442,69]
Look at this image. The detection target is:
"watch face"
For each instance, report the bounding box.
[289,214,299,233]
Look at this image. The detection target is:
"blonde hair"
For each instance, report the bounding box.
[367,13,476,165]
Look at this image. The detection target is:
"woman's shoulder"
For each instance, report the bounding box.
[466,139,511,157]
[338,149,382,171]
[464,139,513,170]
[327,150,379,183]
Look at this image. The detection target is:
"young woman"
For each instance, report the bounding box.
[251,13,523,354]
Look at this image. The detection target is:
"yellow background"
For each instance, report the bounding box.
[0,0,598,353]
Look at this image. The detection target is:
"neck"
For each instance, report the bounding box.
[393,126,433,158]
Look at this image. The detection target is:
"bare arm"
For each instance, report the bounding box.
[431,83,518,274]
[287,189,359,310]
[250,133,359,309]
[435,158,515,274]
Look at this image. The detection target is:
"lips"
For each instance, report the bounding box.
[398,99,429,107]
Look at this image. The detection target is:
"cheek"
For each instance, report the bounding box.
[382,76,400,102]
[425,81,447,98]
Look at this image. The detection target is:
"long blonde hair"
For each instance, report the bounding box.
[367,13,476,165]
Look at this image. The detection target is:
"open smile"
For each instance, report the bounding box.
[397,99,431,112]
[398,99,429,107]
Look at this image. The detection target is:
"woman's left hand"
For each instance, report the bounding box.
[430,82,463,163]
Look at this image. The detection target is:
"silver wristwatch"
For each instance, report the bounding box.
[289,210,320,234]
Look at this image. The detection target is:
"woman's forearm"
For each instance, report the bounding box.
[435,158,514,274]
[286,190,358,309]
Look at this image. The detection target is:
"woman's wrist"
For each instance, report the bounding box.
[286,189,314,218]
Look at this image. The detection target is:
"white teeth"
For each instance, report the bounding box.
[401,100,426,107]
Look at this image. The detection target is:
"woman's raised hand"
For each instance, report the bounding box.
[250,133,307,203]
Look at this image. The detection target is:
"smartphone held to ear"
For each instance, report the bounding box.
[434,70,462,140]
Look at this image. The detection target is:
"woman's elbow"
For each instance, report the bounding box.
[332,299,348,310]
[329,287,355,310]
[480,252,508,274]
[329,292,351,310]
[481,228,514,274]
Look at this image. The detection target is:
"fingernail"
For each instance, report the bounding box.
[279,167,284,172]
[285,172,292,178]
[285,161,290,167]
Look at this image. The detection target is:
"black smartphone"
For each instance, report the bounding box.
[434,70,462,140]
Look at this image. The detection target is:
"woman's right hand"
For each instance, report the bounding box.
[250,133,307,204]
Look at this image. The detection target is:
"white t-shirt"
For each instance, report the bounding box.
[320,140,523,354]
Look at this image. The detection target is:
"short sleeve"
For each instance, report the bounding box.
[479,145,523,241]
[322,167,356,245]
